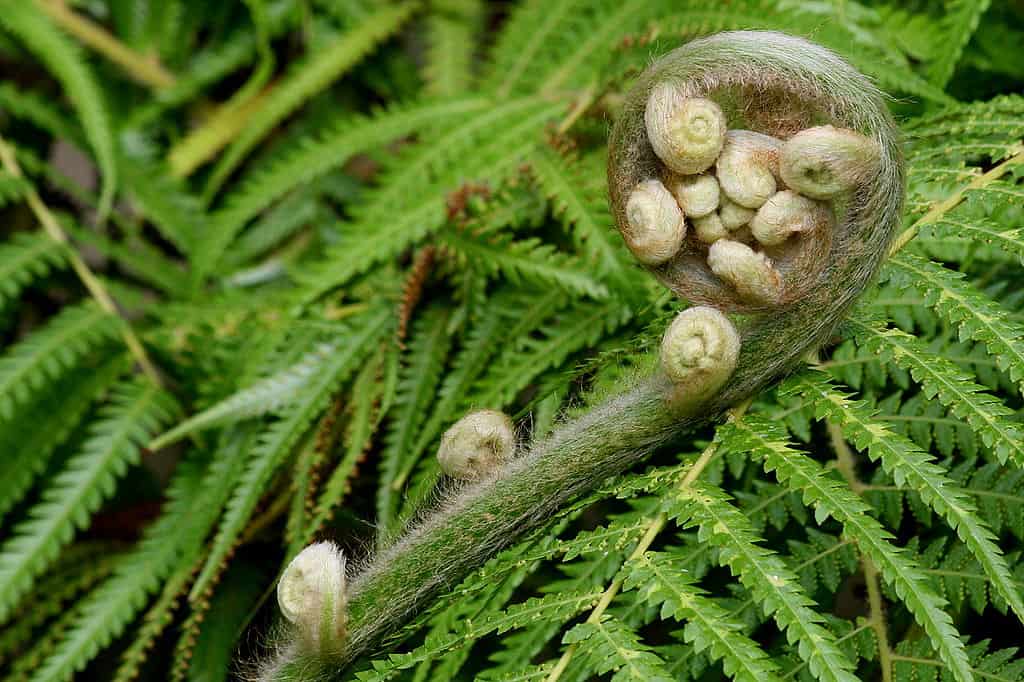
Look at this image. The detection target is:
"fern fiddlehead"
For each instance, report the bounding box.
[267,30,903,679]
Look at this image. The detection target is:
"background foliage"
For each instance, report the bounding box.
[0,0,1023,680]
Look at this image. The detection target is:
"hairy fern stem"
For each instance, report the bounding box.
[267,30,903,679]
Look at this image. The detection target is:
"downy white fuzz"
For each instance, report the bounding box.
[624,179,686,265]
[436,409,516,480]
[645,86,727,175]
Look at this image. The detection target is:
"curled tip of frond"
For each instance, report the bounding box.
[436,409,516,480]
[278,542,348,657]
[624,179,686,265]
[669,173,720,218]
[609,30,902,314]
[660,306,740,407]
[780,125,880,199]
[716,130,781,209]
[645,90,726,175]
[749,190,833,246]
[706,240,783,305]
[719,196,756,230]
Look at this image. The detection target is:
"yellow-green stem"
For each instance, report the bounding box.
[34,0,175,90]
[0,135,163,386]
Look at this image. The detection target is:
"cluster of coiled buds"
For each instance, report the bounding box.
[622,85,880,309]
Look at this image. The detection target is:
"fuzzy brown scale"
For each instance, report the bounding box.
[264,30,903,680]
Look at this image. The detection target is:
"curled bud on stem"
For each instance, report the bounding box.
[693,212,729,244]
[750,190,833,246]
[670,173,719,218]
[436,409,515,480]
[624,179,686,264]
[645,87,727,174]
[716,130,781,209]
[660,306,740,407]
[719,196,756,230]
[707,239,783,305]
[779,125,881,199]
[278,542,348,657]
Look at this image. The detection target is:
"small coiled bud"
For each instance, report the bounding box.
[749,190,833,246]
[437,409,515,480]
[693,212,728,244]
[645,86,726,175]
[779,125,880,199]
[278,542,347,656]
[706,239,783,305]
[716,130,782,209]
[669,174,720,218]
[719,197,756,230]
[660,306,740,408]
[624,179,686,265]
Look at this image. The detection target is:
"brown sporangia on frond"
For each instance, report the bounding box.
[395,246,436,349]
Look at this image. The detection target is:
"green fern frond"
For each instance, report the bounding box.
[527,148,636,286]
[848,318,1024,467]
[783,371,1024,624]
[151,340,341,449]
[925,0,992,87]
[0,302,122,421]
[0,543,118,669]
[0,1,117,216]
[111,559,196,682]
[467,298,630,411]
[188,306,391,600]
[728,415,975,682]
[0,170,32,209]
[656,0,951,103]
[205,1,417,195]
[119,155,206,261]
[295,97,564,302]
[563,614,674,682]
[438,227,608,299]
[63,222,190,297]
[884,253,1024,395]
[377,306,453,535]
[915,218,1024,266]
[668,479,860,682]
[200,96,490,278]
[0,82,78,141]
[355,589,604,681]
[0,356,127,524]
[31,429,255,682]
[423,0,483,96]
[0,377,178,624]
[893,638,1024,682]
[0,232,68,311]
[307,352,388,540]
[623,551,784,682]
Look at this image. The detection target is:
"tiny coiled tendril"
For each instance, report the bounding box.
[267,30,902,680]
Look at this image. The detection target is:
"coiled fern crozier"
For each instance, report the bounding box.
[1,3,1023,682]
[268,30,907,679]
